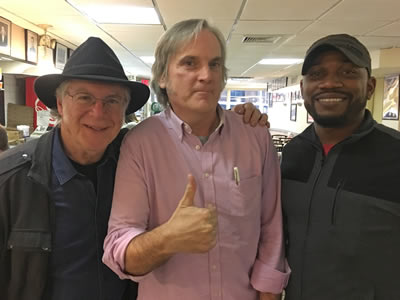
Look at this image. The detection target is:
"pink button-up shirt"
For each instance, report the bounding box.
[103,108,289,300]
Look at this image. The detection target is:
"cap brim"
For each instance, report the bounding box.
[301,44,369,75]
[34,74,150,115]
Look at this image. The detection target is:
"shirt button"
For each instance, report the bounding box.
[204,173,209,178]
[195,145,201,150]
[212,265,217,270]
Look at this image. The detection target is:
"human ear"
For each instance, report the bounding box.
[57,97,63,117]
[159,74,167,89]
[366,77,376,99]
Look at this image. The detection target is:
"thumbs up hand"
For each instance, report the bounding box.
[165,174,218,253]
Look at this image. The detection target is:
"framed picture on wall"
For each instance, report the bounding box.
[0,17,11,56]
[307,112,314,123]
[382,74,399,120]
[55,42,68,69]
[25,30,38,63]
[290,104,297,121]
[68,48,74,59]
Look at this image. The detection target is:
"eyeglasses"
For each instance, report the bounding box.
[65,91,125,110]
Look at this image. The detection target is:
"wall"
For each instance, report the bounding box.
[3,74,26,125]
[267,84,310,134]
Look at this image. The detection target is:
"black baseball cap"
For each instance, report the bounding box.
[301,34,371,76]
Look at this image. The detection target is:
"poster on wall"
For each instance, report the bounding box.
[382,74,399,120]
[0,17,11,56]
[55,42,68,69]
[290,104,297,121]
[26,30,38,63]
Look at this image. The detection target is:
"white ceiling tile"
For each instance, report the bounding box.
[323,0,400,21]
[157,0,243,26]
[241,0,340,20]
[301,20,389,36]
[368,21,400,37]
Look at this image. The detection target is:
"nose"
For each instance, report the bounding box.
[318,73,344,89]
[198,65,212,82]
[90,99,107,116]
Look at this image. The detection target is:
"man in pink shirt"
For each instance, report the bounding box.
[103,19,289,300]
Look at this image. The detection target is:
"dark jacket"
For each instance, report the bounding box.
[0,128,137,300]
[282,110,400,300]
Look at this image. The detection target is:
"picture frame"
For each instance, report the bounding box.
[382,74,399,120]
[25,29,38,63]
[55,42,68,69]
[307,112,314,123]
[290,104,297,121]
[0,17,11,56]
[68,48,74,59]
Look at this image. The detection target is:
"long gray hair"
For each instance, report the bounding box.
[151,19,228,107]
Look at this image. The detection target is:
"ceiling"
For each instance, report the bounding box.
[1,0,400,84]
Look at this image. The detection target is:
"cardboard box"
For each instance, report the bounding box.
[7,103,34,133]
[6,128,23,142]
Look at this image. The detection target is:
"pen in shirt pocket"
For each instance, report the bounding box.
[233,166,240,186]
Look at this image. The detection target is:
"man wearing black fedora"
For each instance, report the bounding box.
[0,36,148,300]
[0,36,266,300]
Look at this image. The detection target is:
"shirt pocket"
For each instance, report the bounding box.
[7,230,52,252]
[226,175,262,216]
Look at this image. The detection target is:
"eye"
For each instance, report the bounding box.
[307,70,322,79]
[105,97,122,105]
[209,61,221,69]
[342,68,357,76]
[183,59,195,66]
[76,93,93,102]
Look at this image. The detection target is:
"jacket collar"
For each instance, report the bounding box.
[300,109,376,146]
[28,128,56,189]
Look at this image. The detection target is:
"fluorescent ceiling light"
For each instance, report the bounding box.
[68,1,160,24]
[140,56,155,64]
[258,58,303,65]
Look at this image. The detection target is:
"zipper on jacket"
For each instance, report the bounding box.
[299,152,324,299]
[331,179,344,225]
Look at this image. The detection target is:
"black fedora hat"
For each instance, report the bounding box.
[34,37,150,115]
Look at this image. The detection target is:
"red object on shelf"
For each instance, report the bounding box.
[25,77,55,128]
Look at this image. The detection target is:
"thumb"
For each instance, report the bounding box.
[178,174,196,207]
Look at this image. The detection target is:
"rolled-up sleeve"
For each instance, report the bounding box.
[250,134,290,294]
[102,131,150,281]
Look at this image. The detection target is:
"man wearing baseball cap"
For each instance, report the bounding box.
[281,34,400,299]
[0,36,266,300]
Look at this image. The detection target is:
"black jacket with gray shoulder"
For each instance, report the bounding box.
[281,110,400,300]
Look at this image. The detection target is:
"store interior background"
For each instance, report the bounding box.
[1,0,400,139]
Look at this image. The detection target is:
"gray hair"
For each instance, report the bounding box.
[151,19,228,107]
[51,79,131,123]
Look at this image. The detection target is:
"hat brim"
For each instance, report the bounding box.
[34,74,150,115]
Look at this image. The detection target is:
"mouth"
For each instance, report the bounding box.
[195,90,212,94]
[317,97,344,103]
[314,92,349,104]
[84,124,108,132]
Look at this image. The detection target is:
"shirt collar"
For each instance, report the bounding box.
[52,126,78,185]
[52,127,118,185]
[163,106,225,141]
